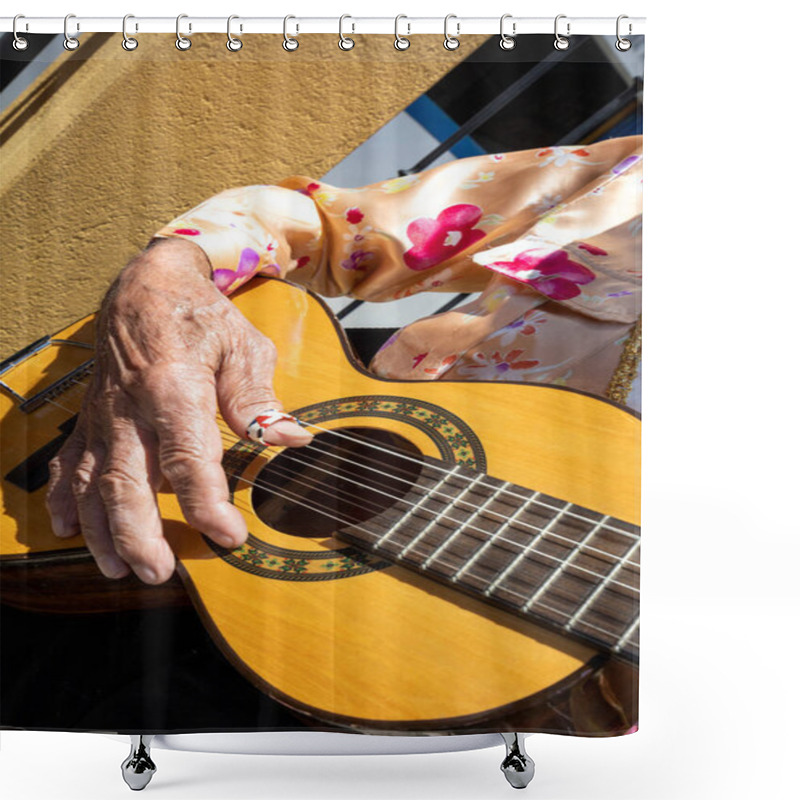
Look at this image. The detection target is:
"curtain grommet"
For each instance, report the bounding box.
[394,15,410,50]
[63,13,80,51]
[283,15,299,51]
[499,14,516,50]
[443,14,460,50]
[554,14,570,50]
[121,14,138,51]
[227,15,243,51]
[176,14,192,50]
[12,15,29,51]
[339,14,355,50]
[616,15,632,51]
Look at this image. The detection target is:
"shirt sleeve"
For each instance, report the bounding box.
[149,135,642,324]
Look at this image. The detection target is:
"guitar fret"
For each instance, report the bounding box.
[565,539,641,632]
[420,480,510,570]
[486,502,575,599]
[372,466,459,550]
[452,490,540,582]
[614,617,640,654]
[521,514,608,614]
[331,453,640,663]
[398,470,480,561]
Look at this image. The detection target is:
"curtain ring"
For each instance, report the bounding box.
[63,13,80,51]
[554,14,570,51]
[616,15,632,51]
[122,14,138,51]
[12,15,29,51]
[283,15,299,51]
[443,14,460,50]
[339,15,355,50]
[227,15,243,51]
[499,14,516,50]
[394,15,410,50]
[176,14,192,50]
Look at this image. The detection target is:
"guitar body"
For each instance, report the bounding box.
[0,277,640,732]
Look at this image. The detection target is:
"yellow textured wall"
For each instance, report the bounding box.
[0,33,487,358]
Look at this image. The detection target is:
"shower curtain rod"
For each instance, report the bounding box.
[1,16,645,36]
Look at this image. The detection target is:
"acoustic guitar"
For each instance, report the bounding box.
[0,277,640,733]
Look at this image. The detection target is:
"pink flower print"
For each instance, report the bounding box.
[213,247,261,293]
[578,242,608,256]
[340,249,373,271]
[411,352,428,369]
[173,228,200,235]
[403,204,486,271]
[298,182,321,197]
[465,350,540,376]
[490,154,505,162]
[346,207,364,224]
[487,249,596,300]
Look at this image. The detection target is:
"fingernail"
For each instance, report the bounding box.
[55,522,80,538]
[247,410,299,443]
[139,566,159,584]
[98,556,129,580]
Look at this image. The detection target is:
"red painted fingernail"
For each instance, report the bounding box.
[247,410,299,443]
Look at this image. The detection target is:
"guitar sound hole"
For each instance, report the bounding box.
[252,427,424,538]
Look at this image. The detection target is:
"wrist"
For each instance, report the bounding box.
[107,239,220,316]
[134,237,214,284]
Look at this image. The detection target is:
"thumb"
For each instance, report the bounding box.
[216,336,313,448]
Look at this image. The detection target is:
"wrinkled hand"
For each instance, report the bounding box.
[46,238,311,584]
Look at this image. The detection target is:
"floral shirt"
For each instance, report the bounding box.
[151,135,642,408]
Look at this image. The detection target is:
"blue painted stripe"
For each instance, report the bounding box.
[405,95,486,158]
[599,112,642,141]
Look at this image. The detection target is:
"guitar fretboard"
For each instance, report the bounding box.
[335,457,640,663]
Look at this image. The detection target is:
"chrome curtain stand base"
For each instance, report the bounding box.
[500,733,535,789]
[119,732,534,790]
[121,735,156,791]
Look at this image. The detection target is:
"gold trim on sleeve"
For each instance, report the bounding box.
[606,316,641,405]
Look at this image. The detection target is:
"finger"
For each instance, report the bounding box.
[216,331,312,447]
[46,421,87,538]
[147,367,249,549]
[72,441,131,580]
[99,418,175,585]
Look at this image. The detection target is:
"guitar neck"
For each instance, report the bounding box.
[336,456,640,664]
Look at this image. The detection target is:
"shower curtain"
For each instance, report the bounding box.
[0,29,642,740]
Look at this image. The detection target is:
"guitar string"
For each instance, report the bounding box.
[36,384,640,579]
[224,481,639,650]
[217,423,641,571]
[282,419,639,541]
[33,393,640,642]
[221,449,638,596]
[66,374,637,541]
[58,374,640,572]
[215,432,641,586]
